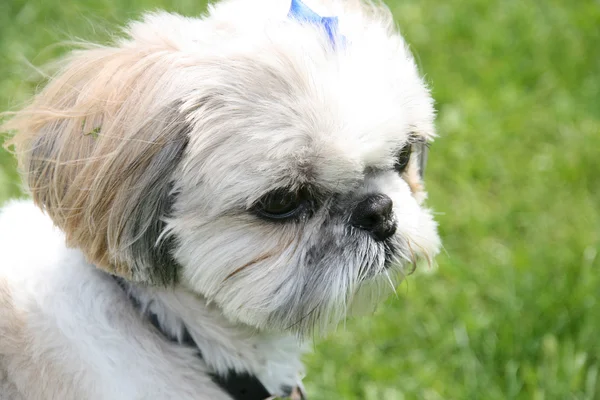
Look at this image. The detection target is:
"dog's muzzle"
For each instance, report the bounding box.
[350,193,397,242]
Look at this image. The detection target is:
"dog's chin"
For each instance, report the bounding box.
[295,233,436,334]
[252,248,422,336]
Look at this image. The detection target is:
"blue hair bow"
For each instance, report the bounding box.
[288,0,345,48]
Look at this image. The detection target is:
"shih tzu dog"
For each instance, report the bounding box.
[0,0,440,398]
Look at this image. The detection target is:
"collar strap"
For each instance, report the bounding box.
[111,276,304,399]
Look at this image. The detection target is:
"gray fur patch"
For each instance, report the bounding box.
[119,107,190,285]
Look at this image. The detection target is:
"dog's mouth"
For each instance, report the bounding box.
[383,241,397,268]
[382,238,417,273]
[353,239,403,282]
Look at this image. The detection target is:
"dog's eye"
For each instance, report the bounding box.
[255,189,306,220]
[394,144,412,174]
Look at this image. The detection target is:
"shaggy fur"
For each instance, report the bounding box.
[0,0,440,398]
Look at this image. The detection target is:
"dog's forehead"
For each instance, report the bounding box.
[236,53,430,186]
[179,3,434,197]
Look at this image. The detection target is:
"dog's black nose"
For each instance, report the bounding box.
[351,193,396,241]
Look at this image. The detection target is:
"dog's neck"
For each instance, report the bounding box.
[112,276,306,399]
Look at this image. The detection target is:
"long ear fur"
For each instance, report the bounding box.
[1,35,190,284]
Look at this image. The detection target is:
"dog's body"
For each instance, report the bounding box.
[0,0,440,398]
[0,201,303,399]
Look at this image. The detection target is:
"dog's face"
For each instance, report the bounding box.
[4,0,439,335]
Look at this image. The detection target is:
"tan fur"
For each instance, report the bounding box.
[1,43,187,281]
[0,279,23,354]
[225,252,276,281]
[405,165,424,196]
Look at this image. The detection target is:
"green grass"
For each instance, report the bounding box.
[1,0,599,398]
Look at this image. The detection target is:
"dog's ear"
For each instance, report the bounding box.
[2,42,190,285]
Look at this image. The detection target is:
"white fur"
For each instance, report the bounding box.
[0,0,440,398]
[0,200,304,399]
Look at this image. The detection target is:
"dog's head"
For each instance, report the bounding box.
[4,0,439,334]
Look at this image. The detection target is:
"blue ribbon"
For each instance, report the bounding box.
[288,0,345,48]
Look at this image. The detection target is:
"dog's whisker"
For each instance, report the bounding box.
[223,252,274,282]
[383,270,398,299]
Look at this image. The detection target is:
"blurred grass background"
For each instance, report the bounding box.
[1,0,599,398]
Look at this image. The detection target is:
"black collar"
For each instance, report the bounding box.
[111,276,288,400]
